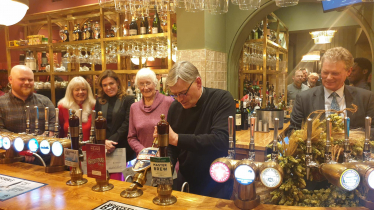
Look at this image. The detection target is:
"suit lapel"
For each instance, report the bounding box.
[344,86,354,119]
[313,86,325,111]
[111,98,122,127]
[101,102,108,119]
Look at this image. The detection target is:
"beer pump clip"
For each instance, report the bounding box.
[306,118,361,191]
[210,117,284,210]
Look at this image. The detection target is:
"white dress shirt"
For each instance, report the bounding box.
[324,85,346,117]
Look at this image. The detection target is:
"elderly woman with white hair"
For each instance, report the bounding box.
[127,68,174,154]
[58,76,96,141]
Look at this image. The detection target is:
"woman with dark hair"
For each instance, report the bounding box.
[95,70,135,180]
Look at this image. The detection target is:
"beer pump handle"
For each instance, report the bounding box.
[89,110,96,143]
[34,106,39,135]
[45,107,49,132]
[325,118,332,163]
[25,105,30,134]
[271,118,279,162]
[54,108,59,138]
[343,117,351,163]
[248,117,256,161]
[228,116,235,159]
[363,116,371,161]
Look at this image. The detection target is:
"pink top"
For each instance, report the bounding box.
[128,91,174,154]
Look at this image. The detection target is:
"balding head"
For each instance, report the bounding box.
[9,65,34,101]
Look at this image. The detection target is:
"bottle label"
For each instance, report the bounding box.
[123,29,128,36]
[129,29,137,36]
[83,32,86,40]
[63,34,68,41]
[152,27,158,34]
[140,27,146,34]
[236,114,241,126]
[86,31,90,39]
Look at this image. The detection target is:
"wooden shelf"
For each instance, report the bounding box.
[103,33,167,41]
[242,70,286,75]
[7,44,48,51]
[5,3,175,106]
[246,39,288,53]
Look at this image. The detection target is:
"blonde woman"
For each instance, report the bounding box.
[58,76,96,141]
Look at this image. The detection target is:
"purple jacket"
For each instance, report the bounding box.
[127,91,174,154]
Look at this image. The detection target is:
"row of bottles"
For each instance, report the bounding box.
[61,14,176,42]
[249,20,280,44]
[62,21,100,42]
[21,51,50,72]
[235,100,260,131]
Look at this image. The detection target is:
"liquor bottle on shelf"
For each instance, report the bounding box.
[129,17,138,36]
[265,96,271,110]
[257,21,263,39]
[148,17,152,34]
[82,23,88,40]
[19,54,25,65]
[160,77,164,94]
[270,95,276,110]
[86,21,93,40]
[241,102,249,130]
[140,17,147,35]
[172,23,177,35]
[110,27,115,37]
[122,16,129,36]
[72,24,77,41]
[145,16,149,34]
[63,25,69,42]
[106,29,110,38]
[28,51,37,72]
[126,80,133,95]
[76,23,82,41]
[94,21,100,39]
[40,51,48,72]
[152,14,159,34]
[254,103,261,111]
[250,96,256,111]
[235,100,242,131]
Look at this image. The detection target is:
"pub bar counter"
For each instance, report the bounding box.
[0,161,369,210]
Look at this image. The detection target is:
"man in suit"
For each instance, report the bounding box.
[289,47,374,133]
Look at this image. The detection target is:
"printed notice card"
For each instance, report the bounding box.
[86,144,107,180]
[93,200,150,210]
[150,157,173,185]
[0,174,47,201]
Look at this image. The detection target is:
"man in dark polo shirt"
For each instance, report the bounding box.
[0,65,56,163]
[162,61,235,199]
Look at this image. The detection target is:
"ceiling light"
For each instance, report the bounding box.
[0,0,29,26]
[310,30,337,44]
[301,51,320,62]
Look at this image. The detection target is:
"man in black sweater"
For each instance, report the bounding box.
[164,61,236,199]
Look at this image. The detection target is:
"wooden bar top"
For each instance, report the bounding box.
[0,163,368,210]
[235,122,290,151]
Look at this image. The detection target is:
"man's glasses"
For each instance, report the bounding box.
[171,80,194,100]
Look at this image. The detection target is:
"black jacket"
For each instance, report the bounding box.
[95,95,136,161]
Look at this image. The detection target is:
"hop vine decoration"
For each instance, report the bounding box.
[266,104,371,207]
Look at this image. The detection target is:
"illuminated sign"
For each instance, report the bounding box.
[235,165,255,185]
[340,169,360,191]
[28,138,39,152]
[0,135,3,148]
[40,140,50,155]
[260,168,282,188]
[367,170,374,190]
[13,137,25,152]
[210,162,230,183]
[52,142,63,157]
[3,137,10,150]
